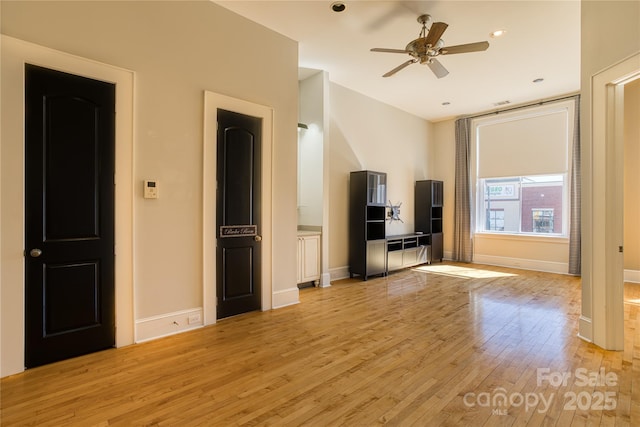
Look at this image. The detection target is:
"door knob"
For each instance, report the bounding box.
[254,235,262,242]
[30,248,43,258]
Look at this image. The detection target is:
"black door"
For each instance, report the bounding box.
[216,109,262,319]
[25,64,116,368]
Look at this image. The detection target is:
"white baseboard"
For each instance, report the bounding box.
[625,269,640,283]
[330,266,350,281]
[135,307,203,343]
[272,287,299,308]
[578,315,593,343]
[473,254,568,274]
[319,272,332,288]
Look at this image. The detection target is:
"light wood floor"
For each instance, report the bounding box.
[2,262,639,426]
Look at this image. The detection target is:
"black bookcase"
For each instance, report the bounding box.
[349,170,387,280]
[415,180,443,262]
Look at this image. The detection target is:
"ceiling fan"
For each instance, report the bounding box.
[371,14,489,78]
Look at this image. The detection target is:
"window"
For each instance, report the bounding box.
[532,209,554,233]
[487,209,505,231]
[478,174,566,235]
[473,100,574,238]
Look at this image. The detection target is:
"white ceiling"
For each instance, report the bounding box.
[216,1,581,122]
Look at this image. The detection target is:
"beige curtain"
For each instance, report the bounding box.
[569,96,581,275]
[453,118,473,262]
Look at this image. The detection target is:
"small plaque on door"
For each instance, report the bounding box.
[220,225,257,238]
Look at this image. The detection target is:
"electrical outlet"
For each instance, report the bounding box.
[188,313,201,324]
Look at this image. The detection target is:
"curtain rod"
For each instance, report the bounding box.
[459,92,580,121]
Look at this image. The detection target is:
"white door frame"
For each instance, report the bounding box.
[202,91,273,324]
[0,36,134,377]
[584,52,640,349]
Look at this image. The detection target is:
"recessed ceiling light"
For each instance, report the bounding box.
[533,78,544,83]
[331,2,346,12]
[490,29,507,38]
[442,102,451,106]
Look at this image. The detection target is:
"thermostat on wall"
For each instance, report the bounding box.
[144,180,158,199]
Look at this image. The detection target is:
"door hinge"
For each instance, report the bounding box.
[619,246,624,253]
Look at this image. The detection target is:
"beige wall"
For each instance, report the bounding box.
[580,0,640,344]
[580,0,640,277]
[1,1,298,376]
[298,72,325,227]
[328,83,433,275]
[625,79,640,272]
[433,120,456,258]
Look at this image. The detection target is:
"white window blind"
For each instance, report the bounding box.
[476,109,569,178]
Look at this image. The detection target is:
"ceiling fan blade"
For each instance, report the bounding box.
[428,58,449,79]
[440,41,489,55]
[425,22,448,47]
[371,48,411,54]
[383,59,416,77]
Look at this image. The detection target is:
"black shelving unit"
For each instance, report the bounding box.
[386,233,431,272]
[415,180,443,263]
[349,170,387,280]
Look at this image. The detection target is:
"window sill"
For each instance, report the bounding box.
[474,232,569,244]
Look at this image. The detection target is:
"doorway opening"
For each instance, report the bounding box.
[585,52,640,350]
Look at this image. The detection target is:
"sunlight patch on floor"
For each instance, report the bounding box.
[413,264,518,279]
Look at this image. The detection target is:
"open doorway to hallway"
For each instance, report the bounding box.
[624,79,640,285]
[622,74,640,355]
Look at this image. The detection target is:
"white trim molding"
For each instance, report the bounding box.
[330,266,351,282]
[625,269,640,284]
[135,308,203,343]
[319,272,332,288]
[272,288,300,309]
[202,91,274,325]
[0,36,134,378]
[473,254,568,275]
[584,51,640,350]
[578,316,593,343]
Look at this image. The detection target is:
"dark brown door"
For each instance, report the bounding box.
[216,109,262,319]
[25,64,116,368]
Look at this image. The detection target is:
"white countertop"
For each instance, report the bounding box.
[297,230,321,237]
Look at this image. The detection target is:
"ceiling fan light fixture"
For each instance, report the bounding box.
[331,2,346,12]
[490,29,507,38]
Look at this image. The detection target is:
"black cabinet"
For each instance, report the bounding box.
[415,180,443,262]
[349,171,387,280]
[387,234,430,272]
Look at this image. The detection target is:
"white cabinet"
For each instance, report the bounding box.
[297,232,321,285]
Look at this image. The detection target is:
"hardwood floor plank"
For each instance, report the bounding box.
[1,264,639,426]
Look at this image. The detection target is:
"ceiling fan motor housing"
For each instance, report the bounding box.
[407,39,440,62]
